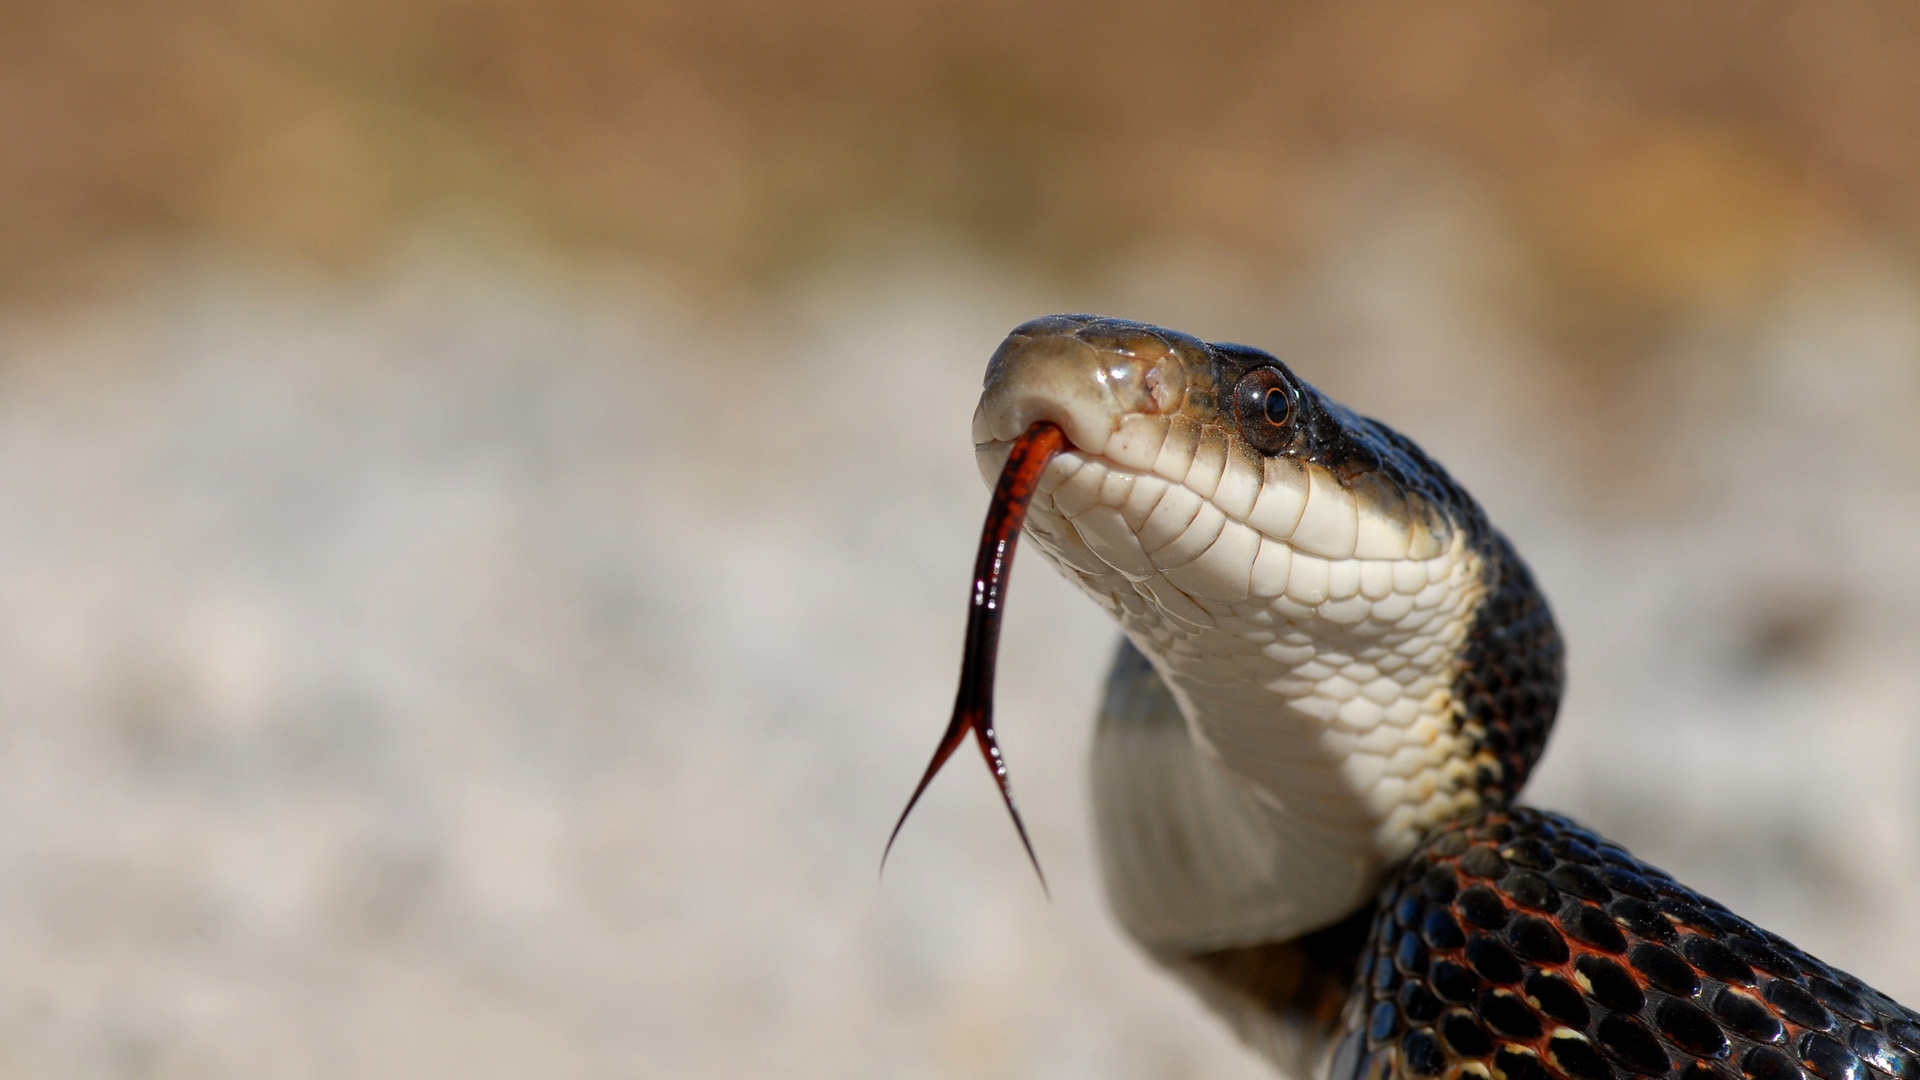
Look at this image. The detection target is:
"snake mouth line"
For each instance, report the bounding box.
[882,421,1065,894]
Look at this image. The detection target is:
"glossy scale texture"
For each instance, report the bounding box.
[1337,808,1920,1080]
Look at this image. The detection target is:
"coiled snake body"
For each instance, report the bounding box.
[890,315,1920,1080]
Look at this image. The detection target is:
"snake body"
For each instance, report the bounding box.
[949,315,1917,1080]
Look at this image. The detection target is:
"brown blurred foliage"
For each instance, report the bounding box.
[5,0,1920,320]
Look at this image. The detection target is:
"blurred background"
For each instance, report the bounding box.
[4,2,1920,1076]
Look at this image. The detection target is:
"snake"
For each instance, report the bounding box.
[885,314,1920,1080]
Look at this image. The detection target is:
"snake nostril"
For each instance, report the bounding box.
[1140,362,1180,412]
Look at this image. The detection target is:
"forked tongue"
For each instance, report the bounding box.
[882,421,1066,895]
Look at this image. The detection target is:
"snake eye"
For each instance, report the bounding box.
[1231,367,1294,454]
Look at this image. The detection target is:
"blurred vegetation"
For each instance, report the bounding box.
[5,1,1920,325]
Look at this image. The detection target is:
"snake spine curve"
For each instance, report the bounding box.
[893,315,1918,1080]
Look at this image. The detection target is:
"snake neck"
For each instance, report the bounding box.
[1024,476,1559,954]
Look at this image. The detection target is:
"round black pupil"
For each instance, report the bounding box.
[1262,386,1288,424]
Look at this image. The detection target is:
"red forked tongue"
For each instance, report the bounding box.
[882,421,1066,895]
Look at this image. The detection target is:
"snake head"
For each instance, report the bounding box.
[973,314,1464,599]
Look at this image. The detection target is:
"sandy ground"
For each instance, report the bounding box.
[0,200,1918,1077]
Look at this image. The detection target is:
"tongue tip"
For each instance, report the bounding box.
[972,717,1050,897]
